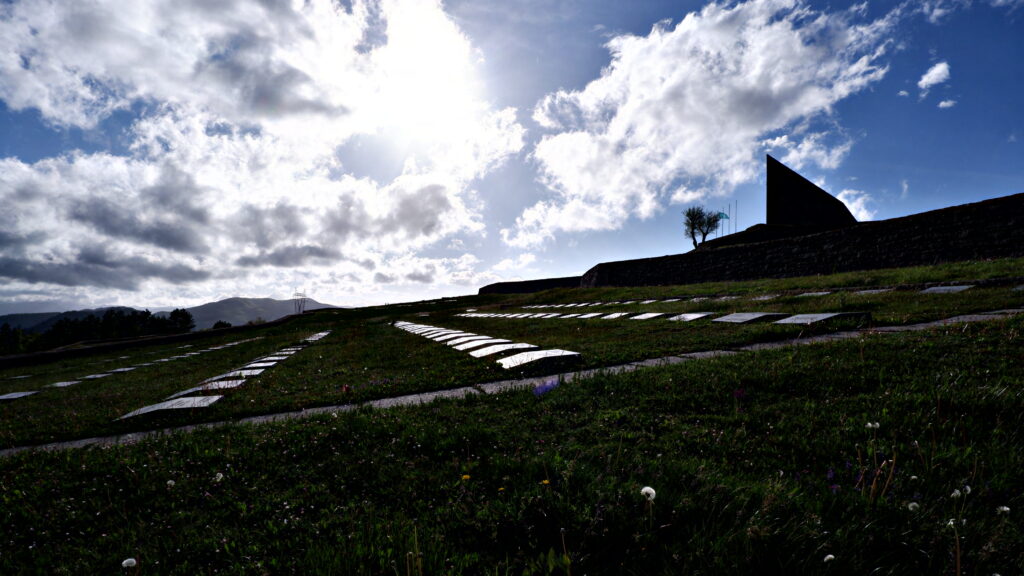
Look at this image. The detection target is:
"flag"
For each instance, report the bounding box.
[717,212,729,219]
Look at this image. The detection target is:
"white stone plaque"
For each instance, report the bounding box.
[118,395,223,419]
[447,335,495,346]
[453,338,512,350]
[470,343,537,358]
[796,291,832,297]
[576,313,603,319]
[713,312,789,324]
[601,313,630,319]
[631,313,665,320]
[667,312,714,322]
[245,361,277,368]
[47,381,81,388]
[497,349,582,369]
[0,391,37,400]
[167,380,246,400]
[433,332,477,342]
[922,285,972,294]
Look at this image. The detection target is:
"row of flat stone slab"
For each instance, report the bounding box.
[0,338,262,402]
[394,321,581,370]
[458,311,871,325]
[116,331,331,419]
[516,285,975,310]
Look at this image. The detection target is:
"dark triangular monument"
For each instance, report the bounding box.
[766,155,857,228]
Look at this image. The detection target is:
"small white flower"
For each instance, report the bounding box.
[963,485,971,495]
[910,476,919,481]
[908,502,920,512]
[996,506,1010,515]
[947,519,955,528]
[122,558,137,568]
[214,473,224,483]
[823,554,835,562]
[166,480,175,488]
[640,486,656,502]
[951,489,961,499]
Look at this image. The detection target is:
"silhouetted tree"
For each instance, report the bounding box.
[212,320,232,329]
[168,309,195,333]
[683,206,723,249]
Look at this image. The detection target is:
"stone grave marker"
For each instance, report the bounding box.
[213,368,264,380]
[714,312,789,324]
[577,313,603,319]
[601,312,630,319]
[261,356,289,362]
[81,373,111,380]
[922,285,973,294]
[497,349,582,369]
[245,361,278,368]
[453,338,512,351]
[0,391,37,401]
[662,298,681,303]
[631,313,665,320]
[119,396,223,419]
[640,299,657,304]
[796,291,832,297]
[470,343,537,358]
[109,367,136,373]
[774,312,870,325]
[560,314,581,318]
[447,335,495,346]
[854,288,892,295]
[667,312,714,322]
[433,332,477,342]
[752,294,778,301]
[47,381,81,388]
[167,380,246,400]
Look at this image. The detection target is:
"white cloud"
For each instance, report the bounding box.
[938,99,957,108]
[504,0,898,248]
[836,189,876,221]
[900,179,909,200]
[917,61,951,96]
[898,90,910,97]
[0,0,524,305]
[491,253,537,272]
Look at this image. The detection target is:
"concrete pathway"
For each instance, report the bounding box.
[2,308,1021,459]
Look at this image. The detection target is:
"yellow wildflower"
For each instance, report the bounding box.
[461,474,471,481]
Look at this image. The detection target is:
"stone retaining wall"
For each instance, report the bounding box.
[581,192,1024,287]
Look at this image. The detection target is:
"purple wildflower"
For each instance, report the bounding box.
[533,379,559,397]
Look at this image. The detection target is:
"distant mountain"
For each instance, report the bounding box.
[183,297,336,330]
[0,312,60,332]
[0,298,336,334]
[0,307,140,333]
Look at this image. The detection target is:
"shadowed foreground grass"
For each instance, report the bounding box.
[2,315,1021,574]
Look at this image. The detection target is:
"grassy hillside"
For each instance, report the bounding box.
[0,257,1022,574]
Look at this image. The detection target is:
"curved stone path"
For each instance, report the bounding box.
[1,308,1020,459]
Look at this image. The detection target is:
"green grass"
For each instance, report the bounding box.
[0,259,1021,448]
[0,257,1022,573]
[1,314,1021,574]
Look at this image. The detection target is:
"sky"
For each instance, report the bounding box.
[0,0,1021,314]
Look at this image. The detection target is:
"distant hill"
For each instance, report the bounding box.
[0,307,140,334]
[0,312,60,332]
[0,298,336,333]
[182,297,336,330]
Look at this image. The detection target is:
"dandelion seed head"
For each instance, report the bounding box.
[122,558,137,568]
[951,489,961,499]
[641,486,656,502]
[963,485,971,495]
[908,502,920,512]
[166,480,175,489]
[823,554,835,563]
[996,506,1010,515]
[214,473,224,483]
